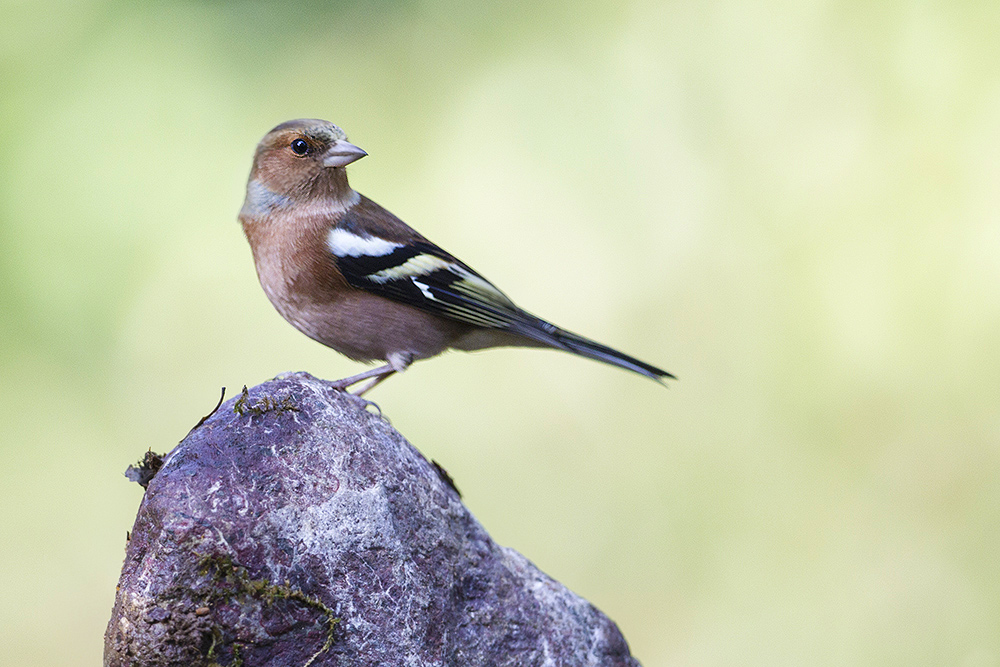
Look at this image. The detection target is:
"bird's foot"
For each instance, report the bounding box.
[340,392,384,417]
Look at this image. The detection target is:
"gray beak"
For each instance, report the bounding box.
[323,139,368,168]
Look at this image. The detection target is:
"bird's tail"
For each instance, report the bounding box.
[511,316,675,383]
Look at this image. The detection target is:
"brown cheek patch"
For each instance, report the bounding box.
[255,148,321,195]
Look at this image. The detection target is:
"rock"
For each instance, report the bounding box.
[104,373,641,667]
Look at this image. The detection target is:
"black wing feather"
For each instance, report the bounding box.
[333,236,676,381]
[335,240,528,329]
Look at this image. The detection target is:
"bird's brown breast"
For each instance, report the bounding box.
[242,211,467,363]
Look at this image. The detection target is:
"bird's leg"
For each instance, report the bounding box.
[329,351,414,396]
[326,365,392,415]
[353,372,394,397]
[328,364,395,392]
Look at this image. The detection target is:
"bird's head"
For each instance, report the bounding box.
[241,119,367,219]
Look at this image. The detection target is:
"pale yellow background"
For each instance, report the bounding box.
[2,1,997,665]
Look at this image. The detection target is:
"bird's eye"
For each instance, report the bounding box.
[290,138,310,156]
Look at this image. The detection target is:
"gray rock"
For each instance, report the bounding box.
[105,373,641,667]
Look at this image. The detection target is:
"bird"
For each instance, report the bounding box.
[239,119,674,396]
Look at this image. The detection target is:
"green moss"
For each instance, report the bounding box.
[229,644,243,667]
[195,553,338,667]
[232,385,300,417]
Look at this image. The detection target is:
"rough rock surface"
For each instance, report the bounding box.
[104,373,641,667]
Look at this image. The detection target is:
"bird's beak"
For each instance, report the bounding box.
[323,139,368,168]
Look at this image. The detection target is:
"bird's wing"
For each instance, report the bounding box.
[331,233,540,331]
[326,219,675,381]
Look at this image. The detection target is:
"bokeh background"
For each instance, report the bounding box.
[2,0,999,664]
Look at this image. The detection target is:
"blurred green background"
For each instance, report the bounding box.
[2,0,999,664]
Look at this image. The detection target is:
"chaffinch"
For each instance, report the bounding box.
[239,119,674,395]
